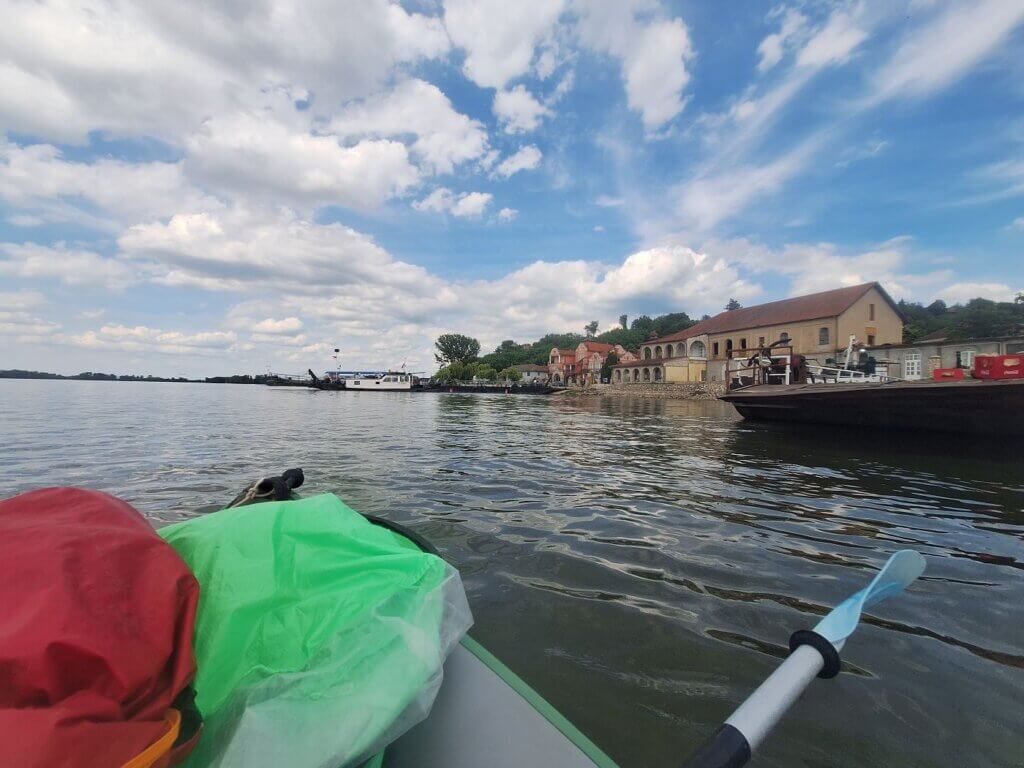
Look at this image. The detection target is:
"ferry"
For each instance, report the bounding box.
[344,371,417,390]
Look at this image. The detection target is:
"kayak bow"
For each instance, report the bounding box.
[683,550,926,767]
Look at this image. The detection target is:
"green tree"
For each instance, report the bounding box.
[499,366,522,381]
[600,352,618,382]
[725,298,742,311]
[470,363,498,380]
[619,314,628,329]
[435,333,480,365]
[1016,292,1023,305]
[584,320,599,338]
[630,315,654,334]
[435,361,470,382]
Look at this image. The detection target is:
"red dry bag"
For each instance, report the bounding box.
[0,488,200,768]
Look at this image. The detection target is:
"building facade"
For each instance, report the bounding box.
[549,341,636,385]
[512,363,550,383]
[613,282,904,384]
[869,334,1024,380]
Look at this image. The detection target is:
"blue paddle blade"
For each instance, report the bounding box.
[813,550,926,647]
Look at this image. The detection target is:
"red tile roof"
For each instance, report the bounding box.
[650,283,896,342]
[580,341,615,352]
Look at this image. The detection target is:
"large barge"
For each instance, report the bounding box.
[719,345,1024,436]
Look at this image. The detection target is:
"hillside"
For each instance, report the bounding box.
[478,312,697,370]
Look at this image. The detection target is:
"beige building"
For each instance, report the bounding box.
[612,282,904,384]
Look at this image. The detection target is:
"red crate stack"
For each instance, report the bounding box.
[932,368,965,381]
[973,354,1023,380]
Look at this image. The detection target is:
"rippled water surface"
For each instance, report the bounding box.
[3,379,1023,767]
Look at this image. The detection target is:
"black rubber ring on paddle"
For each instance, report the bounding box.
[789,629,841,679]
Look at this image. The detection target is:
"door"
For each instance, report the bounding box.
[904,352,922,380]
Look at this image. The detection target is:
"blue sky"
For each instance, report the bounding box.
[1,0,1022,376]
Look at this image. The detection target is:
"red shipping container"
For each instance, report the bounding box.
[973,354,1023,380]
[933,367,965,381]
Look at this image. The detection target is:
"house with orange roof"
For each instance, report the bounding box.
[549,340,637,385]
[613,282,904,385]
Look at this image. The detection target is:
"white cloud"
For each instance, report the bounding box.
[0,0,450,144]
[493,86,551,134]
[494,145,543,178]
[593,225,605,232]
[184,110,419,210]
[933,282,1022,305]
[252,317,304,335]
[498,207,519,222]
[412,187,457,214]
[331,79,489,175]
[595,195,624,207]
[1010,217,1024,231]
[0,141,218,231]
[69,324,238,355]
[451,192,493,218]
[867,0,1024,105]
[757,9,808,73]
[0,242,140,290]
[574,1,694,131]
[412,188,493,218]
[677,137,824,230]
[795,8,867,69]
[120,207,433,295]
[443,0,566,89]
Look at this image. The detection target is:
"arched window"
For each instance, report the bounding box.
[690,340,706,358]
[615,369,622,383]
[726,339,734,354]
[632,368,640,382]
[780,332,790,343]
[654,367,662,381]
[642,368,651,382]
[655,346,663,358]
[644,347,652,359]
[740,338,747,350]
[819,327,830,346]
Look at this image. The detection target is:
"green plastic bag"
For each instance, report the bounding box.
[159,494,471,768]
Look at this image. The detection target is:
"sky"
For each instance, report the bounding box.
[1,0,1023,377]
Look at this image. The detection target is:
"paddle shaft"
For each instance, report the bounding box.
[681,644,827,768]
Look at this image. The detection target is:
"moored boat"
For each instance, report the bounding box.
[719,346,1024,435]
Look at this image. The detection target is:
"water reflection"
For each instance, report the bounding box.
[2,381,1023,767]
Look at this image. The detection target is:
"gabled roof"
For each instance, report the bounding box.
[648,283,897,342]
[579,341,615,352]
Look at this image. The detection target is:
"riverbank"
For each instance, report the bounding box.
[553,381,726,400]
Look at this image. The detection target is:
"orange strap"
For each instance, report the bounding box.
[121,709,181,768]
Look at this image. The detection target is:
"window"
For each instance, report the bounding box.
[712,342,720,357]
[665,344,673,357]
[780,332,790,343]
[726,339,734,353]
[690,340,706,358]
[960,350,976,369]
[644,347,651,359]
[904,352,922,380]
[867,335,876,346]
[819,327,830,346]
[869,303,876,321]
[654,367,662,381]
[642,368,651,382]
[655,345,662,358]
[758,336,765,347]
[740,338,747,349]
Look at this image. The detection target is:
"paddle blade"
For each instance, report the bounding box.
[813,550,926,647]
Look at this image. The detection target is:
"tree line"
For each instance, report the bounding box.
[898,296,1024,343]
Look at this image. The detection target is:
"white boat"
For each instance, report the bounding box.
[344,372,416,390]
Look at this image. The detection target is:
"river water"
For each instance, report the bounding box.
[2,379,1022,767]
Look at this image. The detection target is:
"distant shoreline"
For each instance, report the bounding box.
[0,370,267,385]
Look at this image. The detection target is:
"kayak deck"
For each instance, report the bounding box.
[384,636,619,768]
